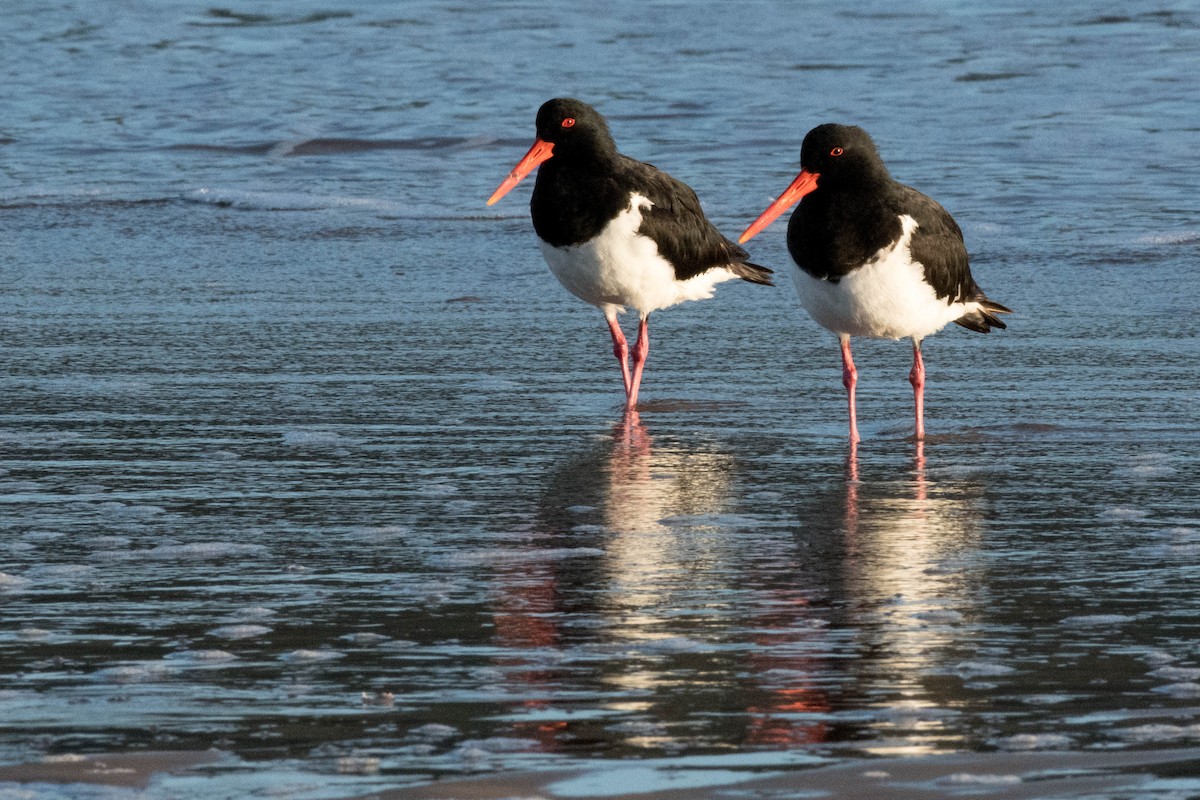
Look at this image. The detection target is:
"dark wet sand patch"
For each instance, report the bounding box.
[0,750,224,789]
[373,748,1200,800]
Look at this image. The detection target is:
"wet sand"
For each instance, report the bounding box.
[4,747,1199,799]
[0,749,222,789]
[370,748,1200,799]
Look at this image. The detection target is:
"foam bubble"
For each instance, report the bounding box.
[607,720,669,736]
[1151,682,1200,698]
[344,525,410,543]
[99,502,167,518]
[409,723,459,742]
[1098,507,1150,520]
[340,632,391,645]
[414,482,459,497]
[145,542,268,559]
[93,663,173,683]
[361,691,395,707]
[1150,666,1200,681]
[453,736,539,754]
[466,377,518,390]
[1137,231,1200,245]
[994,733,1073,750]
[164,649,239,663]
[17,628,52,640]
[1061,614,1134,627]
[229,607,277,620]
[190,187,405,212]
[943,773,1021,786]
[22,531,65,541]
[25,564,95,581]
[633,636,710,654]
[280,649,345,663]
[1114,453,1177,479]
[1115,723,1200,742]
[1117,463,1177,478]
[43,754,89,764]
[1021,694,1074,705]
[207,624,272,640]
[336,756,380,775]
[280,429,354,447]
[0,572,30,590]
[952,661,1016,678]
[1141,650,1178,666]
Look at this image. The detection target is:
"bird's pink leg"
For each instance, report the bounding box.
[840,335,860,444]
[909,338,926,441]
[606,315,633,400]
[626,315,650,412]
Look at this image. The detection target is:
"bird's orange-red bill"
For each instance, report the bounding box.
[738,170,820,243]
[487,139,556,205]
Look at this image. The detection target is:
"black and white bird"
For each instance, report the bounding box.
[488,98,772,414]
[740,124,1010,442]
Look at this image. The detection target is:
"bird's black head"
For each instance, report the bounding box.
[738,123,891,242]
[487,97,617,207]
[533,97,616,158]
[800,124,889,187]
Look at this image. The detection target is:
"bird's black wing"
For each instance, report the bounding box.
[898,184,980,304]
[900,184,1012,332]
[622,155,772,285]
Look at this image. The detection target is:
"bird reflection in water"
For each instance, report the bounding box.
[483,422,665,752]
[490,422,980,757]
[838,437,985,755]
[843,439,927,543]
[488,411,740,752]
[742,442,935,747]
[588,410,737,636]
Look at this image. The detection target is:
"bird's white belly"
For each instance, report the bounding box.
[539,193,736,318]
[792,215,977,340]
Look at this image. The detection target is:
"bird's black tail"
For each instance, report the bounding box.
[955,297,1012,333]
[731,261,774,286]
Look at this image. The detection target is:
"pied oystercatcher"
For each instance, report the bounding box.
[740,124,1011,442]
[488,98,773,413]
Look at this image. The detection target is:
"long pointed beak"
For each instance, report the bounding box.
[487,139,555,206]
[738,170,820,244]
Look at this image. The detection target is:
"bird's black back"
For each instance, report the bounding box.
[789,176,985,305]
[532,152,771,285]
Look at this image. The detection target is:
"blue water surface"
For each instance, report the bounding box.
[2,1,1199,798]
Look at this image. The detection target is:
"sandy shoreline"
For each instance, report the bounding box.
[0,749,224,789]
[3,747,1199,799]
[380,748,1200,799]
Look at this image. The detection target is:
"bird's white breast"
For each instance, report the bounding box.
[539,193,737,318]
[792,215,980,341]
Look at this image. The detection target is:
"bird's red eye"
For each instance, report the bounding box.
[561,118,576,128]
[830,147,844,157]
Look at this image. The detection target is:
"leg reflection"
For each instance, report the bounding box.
[844,438,859,542]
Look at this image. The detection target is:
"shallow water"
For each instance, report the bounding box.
[2,0,1200,797]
